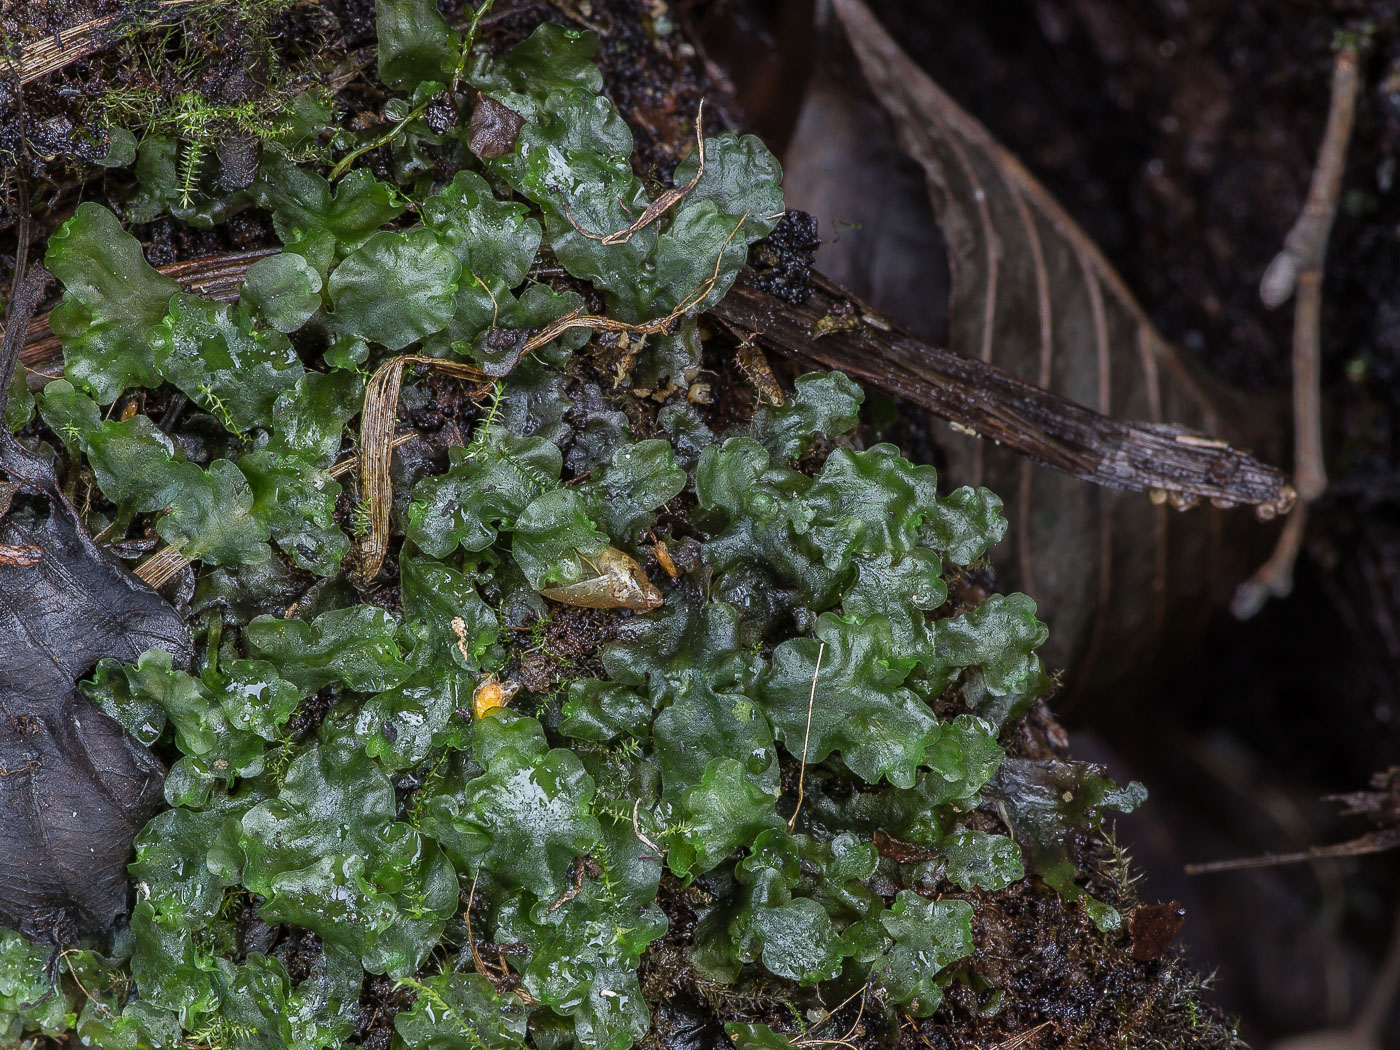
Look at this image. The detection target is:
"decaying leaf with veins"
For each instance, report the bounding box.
[539,546,663,611]
[827,0,1289,700]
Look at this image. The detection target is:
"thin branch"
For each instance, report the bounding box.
[1184,828,1400,875]
[712,271,1294,514]
[26,252,1293,513]
[1237,47,1361,615]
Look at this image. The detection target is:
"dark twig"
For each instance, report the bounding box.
[23,250,1293,512]
[712,271,1295,514]
[1236,47,1361,616]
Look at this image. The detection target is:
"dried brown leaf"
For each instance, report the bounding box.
[830,0,1291,697]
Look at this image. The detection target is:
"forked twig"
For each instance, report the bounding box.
[24,247,1292,514]
[1235,46,1360,617]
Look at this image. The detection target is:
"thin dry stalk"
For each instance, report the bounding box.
[134,544,191,590]
[988,1020,1056,1050]
[1236,47,1360,616]
[787,641,825,832]
[1184,828,1400,875]
[563,103,707,245]
[6,0,201,85]
[631,799,664,855]
[355,357,418,582]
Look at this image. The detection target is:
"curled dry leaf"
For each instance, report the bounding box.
[1128,901,1187,963]
[0,268,191,942]
[828,0,1292,697]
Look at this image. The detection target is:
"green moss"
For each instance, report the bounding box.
[0,9,1168,1050]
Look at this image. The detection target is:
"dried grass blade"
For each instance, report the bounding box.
[355,356,410,583]
[10,0,202,85]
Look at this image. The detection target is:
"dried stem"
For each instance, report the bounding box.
[355,356,490,583]
[4,0,201,85]
[712,271,1294,514]
[26,248,1291,532]
[1236,47,1361,616]
[1184,828,1400,875]
[21,248,277,390]
[354,355,409,583]
[1230,503,1309,619]
[787,640,825,833]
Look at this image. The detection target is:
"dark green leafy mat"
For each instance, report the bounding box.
[1,3,1244,1049]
